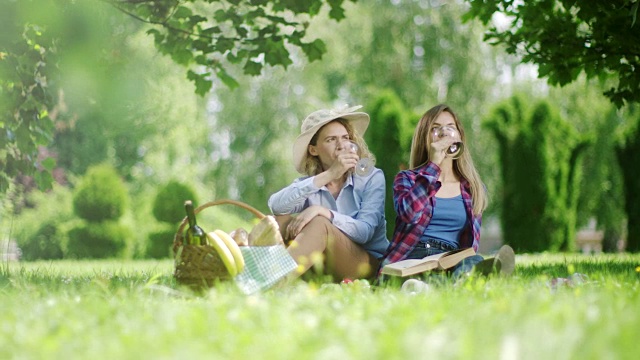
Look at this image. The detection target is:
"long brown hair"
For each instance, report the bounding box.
[303,118,374,176]
[410,104,487,215]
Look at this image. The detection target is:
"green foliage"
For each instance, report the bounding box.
[145,229,174,259]
[574,107,626,251]
[45,2,158,181]
[484,95,590,252]
[2,184,76,259]
[68,163,130,259]
[1,0,155,193]
[0,7,58,193]
[73,164,128,222]
[107,0,352,95]
[18,222,64,261]
[11,0,235,202]
[147,180,197,259]
[118,32,213,194]
[309,0,497,113]
[615,107,640,251]
[365,90,414,238]
[66,221,129,259]
[152,180,197,224]
[206,72,304,213]
[53,115,110,176]
[465,0,640,107]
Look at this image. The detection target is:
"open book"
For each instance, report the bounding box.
[381,247,476,277]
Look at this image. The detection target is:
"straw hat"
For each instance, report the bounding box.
[293,105,370,174]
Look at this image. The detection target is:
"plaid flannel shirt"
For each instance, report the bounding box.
[380,161,481,268]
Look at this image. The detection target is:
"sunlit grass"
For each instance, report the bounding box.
[1,254,639,359]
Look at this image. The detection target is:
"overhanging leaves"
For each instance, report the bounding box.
[1,21,58,193]
[464,0,640,107]
[107,0,351,96]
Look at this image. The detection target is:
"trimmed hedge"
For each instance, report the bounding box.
[484,96,590,252]
[67,221,129,259]
[73,164,127,222]
[19,222,64,260]
[152,180,197,224]
[615,110,640,251]
[365,90,414,239]
[145,229,174,259]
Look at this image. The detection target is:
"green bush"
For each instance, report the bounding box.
[483,96,590,252]
[67,221,129,258]
[145,229,174,259]
[73,164,128,222]
[152,180,197,224]
[615,109,640,251]
[366,90,415,239]
[19,222,64,260]
[5,184,75,260]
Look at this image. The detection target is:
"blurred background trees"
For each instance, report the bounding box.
[365,90,414,239]
[1,0,637,258]
[465,0,640,250]
[484,95,591,252]
[615,107,640,251]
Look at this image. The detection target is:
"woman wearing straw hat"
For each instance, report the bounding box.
[268,105,389,281]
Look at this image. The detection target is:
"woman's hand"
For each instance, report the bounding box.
[327,149,358,179]
[429,136,455,165]
[312,142,358,188]
[285,205,331,239]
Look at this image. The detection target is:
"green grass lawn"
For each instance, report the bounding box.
[1,253,639,359]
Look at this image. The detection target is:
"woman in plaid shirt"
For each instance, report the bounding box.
[380,104,496,277]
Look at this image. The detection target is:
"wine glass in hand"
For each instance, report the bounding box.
[432,125,463,158]
[341,141,374,177]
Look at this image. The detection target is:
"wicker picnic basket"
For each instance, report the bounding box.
[173,199,266,289]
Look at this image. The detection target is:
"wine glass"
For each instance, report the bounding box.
[432,125,463,158]
[339,141,375,177]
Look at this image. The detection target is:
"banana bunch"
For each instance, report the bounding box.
[248,215,284,246]
[198,216,283,277]
[205,230,245,277]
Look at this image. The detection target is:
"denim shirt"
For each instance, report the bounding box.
[268,169,389,259]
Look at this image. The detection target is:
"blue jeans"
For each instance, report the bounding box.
[406,241,484,278]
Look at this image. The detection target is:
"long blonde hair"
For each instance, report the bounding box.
[303,118,374,176]
[410,104,487,215]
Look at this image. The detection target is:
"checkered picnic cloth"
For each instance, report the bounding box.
[234,245,297,295]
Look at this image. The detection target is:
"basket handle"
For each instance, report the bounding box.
[174,199,266,248]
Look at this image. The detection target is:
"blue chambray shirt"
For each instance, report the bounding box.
[268,169,389,259]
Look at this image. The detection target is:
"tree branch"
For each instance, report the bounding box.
[100,0,216,40]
